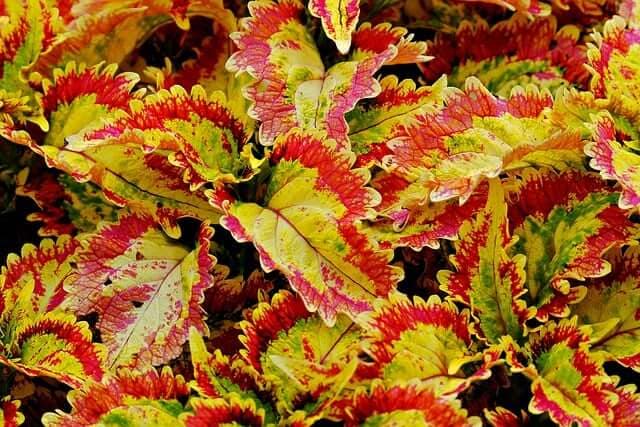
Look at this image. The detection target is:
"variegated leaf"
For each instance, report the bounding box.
[227,0,397,148]
[329,380,481,427]
[348,76,445,168]
[421,14,588,96]
[438,180,535,342]
[0,312,106,388]
[41,367,190,427]
[239,290,360,414]
[514,318,618,427]
[386,78,583,203]
[0,397,23,427]
[507,168,640,320]
[360,293,497,395]
[63,213,215,368]
[574,246,640,371]
[221,130,402,324]
[308,0,360,54]
[587,112,640,209]
[181,396,265,427]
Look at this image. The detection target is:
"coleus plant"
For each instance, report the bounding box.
[1,0,640,425]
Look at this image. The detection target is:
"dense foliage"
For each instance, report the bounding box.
[1,0,640,425]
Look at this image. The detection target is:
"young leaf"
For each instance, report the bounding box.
[63,213,215,368]
[438,180,535,343]
[309,0,360,54]
[351,22,430,65]
[0,397,23,427]
[221,130,402,324]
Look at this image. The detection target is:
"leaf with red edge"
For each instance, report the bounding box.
[226,0,397,148]
[238,290,360,414]
[586,112,640,209]
[457,0,551,15]
[347,75,445,168]
[587,16,640,121]
[574,246,640,371]
[28,0,236,78]
[421,14,589,96]
[62,213,215,368]
[0,0,62,130]
[308,0,360,54]
[438,180,535,343]
[329,380,481,427]
[40,62,144,149]
[0,312,106,389]
[386,78,583,203]
[41,367,190,427]
[181,396,265,427]
[370,178,487,251]
[610,383,640,426]
[221,130,402,325]
[513,318,619,427]
[0,236,80,335]
[0,397,23,427]
[67,85,253,188]
[485,407,528,427]
[188,328,276,422]
[359,293,498,395]
[350,22,430,65]
[506,168,640,320]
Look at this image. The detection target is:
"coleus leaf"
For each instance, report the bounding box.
[351,22,430,65]
[188,328,276,422]
[347,75,446,168]
[574,246,640,371]
[457,0,550,15]
[421,14,589,96]
[226,0,400,148]
[0,311,106,389]
[438,180,535,343]
[506,168,640,320]
[28,0,236,78]
[0,397,23,427]
[239,290,360,414]
[369,175,487,250]
[587,16,640,122]
[385,77,583,203]
[62,213,215,368]
[181,396,265,427]
[0,236,79,328]
[586,112,640,209]
[0,237,106,387]
[484,407,527,427]
[510,318,619,427]
[329,380,481,427]
[308,0,360,54]
[221,130,403,324]
[41,367,190,427]
[67,84,253,188]
[0,0,61,130]
[359,293,499,395]
[40,62,144,149]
